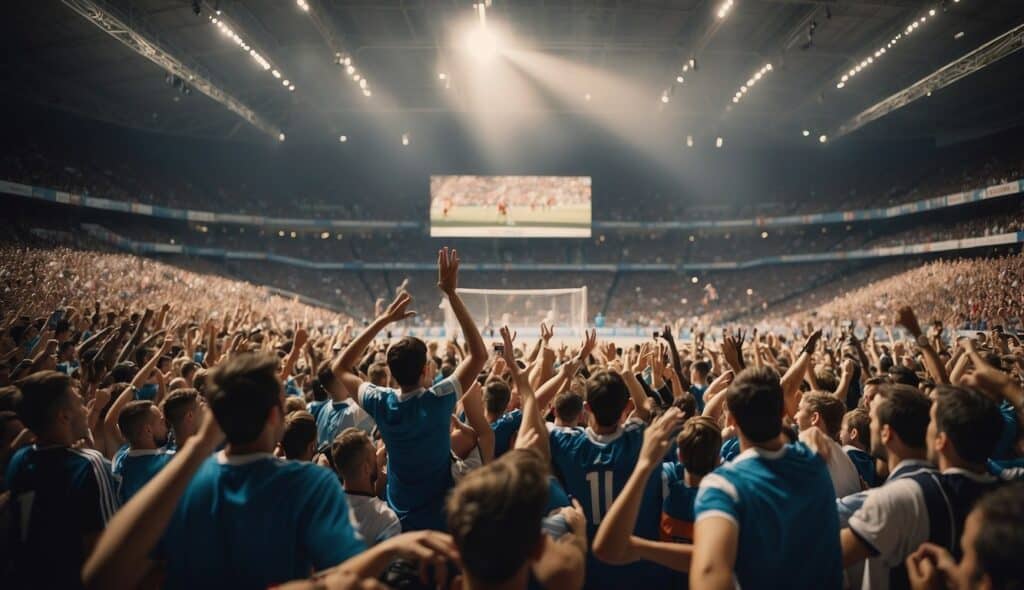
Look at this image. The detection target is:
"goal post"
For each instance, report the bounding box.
[441,287,588,341]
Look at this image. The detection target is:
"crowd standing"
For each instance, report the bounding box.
[1,239,1023,590]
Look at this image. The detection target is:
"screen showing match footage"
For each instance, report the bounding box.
[429,175,592,238]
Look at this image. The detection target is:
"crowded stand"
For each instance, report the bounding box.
[5,1,1024,589]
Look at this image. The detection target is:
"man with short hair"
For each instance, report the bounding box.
[905,483,1024,590]
[661,415,721,542]
[161,388,203,449]
[484,378,522,457]
[331,427,400,545]
[841,408,878,487]
[447,448,587,590]
[689,360,711,413]
[157,353,365,588]
[553,391,584,427]
[333,248,488,531]
[691,367,843,589]
[114,400,173,502]
[549,363,663,589]
[309,359,375,447]
[279,410,317,461]
[795,391,863,497]
[842,385,1004,590]
[6,370,120,589]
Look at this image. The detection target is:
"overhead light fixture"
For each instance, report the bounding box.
[676,75,685,83]
[819,134,828,143]
[339,135,347,142]
[715,136,723,148]
[661,91,670,104]
[802,129,810,137]
[401,133,410,146]
[278,132,286,142]
[686,135,694,147]
[464,25,499,62]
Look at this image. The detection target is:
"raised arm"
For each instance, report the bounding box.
[83,412,224,590]
[833,358,855,405]
[279,326,308,381]
[104,334,173,438]
[700,370,735,421]
[535,330,596,411]
[438,248,487,393]
[781,329,821,419]
[460,382,495,464]
[661,324,692,392]
[896,306,949,385]
[332,292,415,396]
[502,326,551,462]
[620,344,653,423]
[593,408,687,568]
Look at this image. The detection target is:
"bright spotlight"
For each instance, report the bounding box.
[802,129,810,137]
[819,134,828,143]
[339,135,347,142]
[715,136,723,148]
[661,92,670,104]
[676,75,684,83]
[464,26,498,61]
[401,133,410,146]
[691,276,699,284]
[278,132,286,142]
[761,231,768,239]
[584,93,592,101]
[686,135,694,147]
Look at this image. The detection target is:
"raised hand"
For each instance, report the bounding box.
[437,247,460,295]
[896,305,923,337]
[540,322,554,344]
[639,406,685,467]
[575,329,597,363]
[801,328,823,355]
[499,326,518,369]
[380,292,416,324]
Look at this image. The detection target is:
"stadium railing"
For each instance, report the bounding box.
[81,223,1024,272]
[2,176,1021,232]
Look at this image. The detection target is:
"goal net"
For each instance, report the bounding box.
[442,287,588,342]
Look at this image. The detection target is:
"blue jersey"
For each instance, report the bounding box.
[720,436,741,462]
[695,442,842,590]
[549,419,672,589]
[660,461,699,543]
[5,445,120,589]
[844,445,878,488]
[358,376,461,531]
[310,398,376,446]
[491,409,523,457]
[689,384,709,413]
[114,448,175,502]
[159,452,364,589]
[112,442,130,473]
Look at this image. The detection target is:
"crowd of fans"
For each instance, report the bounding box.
[2,241,1023,590]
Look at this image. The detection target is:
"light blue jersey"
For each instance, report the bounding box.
[358,376,461,531]
[310,398,376,446]
[695,442,843,590]
[549,419,673,589]
[158,452,364,589]
[114,448,175,502]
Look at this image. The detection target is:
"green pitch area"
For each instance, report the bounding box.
[430,204,592,228]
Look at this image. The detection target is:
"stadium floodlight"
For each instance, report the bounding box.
[761,231,768,238]
[686,135,694,147]
[464,25,499,61]
[279,132,286,141]
[802,129,810,137]
[819,134,828,143]
[837,22,1024,139]
[661,91,671,104]
[676,75,685,83]
[836,2,955,90]
[401,133,410,146]
[691,276,699,284]
[298,0,372,101]
[715,136,723,148]
[62,0,282,140]
[729,63,773,106]
[207,8,293,92]
[339,135,347,142]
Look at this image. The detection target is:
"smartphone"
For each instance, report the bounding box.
[616,347,623,356]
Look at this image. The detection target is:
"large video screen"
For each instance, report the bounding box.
[430,175,592,238]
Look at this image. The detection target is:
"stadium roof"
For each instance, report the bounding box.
[3,0,1023,146]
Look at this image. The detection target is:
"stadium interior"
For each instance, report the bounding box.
[2,1,1024,589]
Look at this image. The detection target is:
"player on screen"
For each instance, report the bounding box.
[441,196,453,219]
[497,196,512,225]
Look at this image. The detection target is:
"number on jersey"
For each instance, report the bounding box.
[585,470,614,524]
